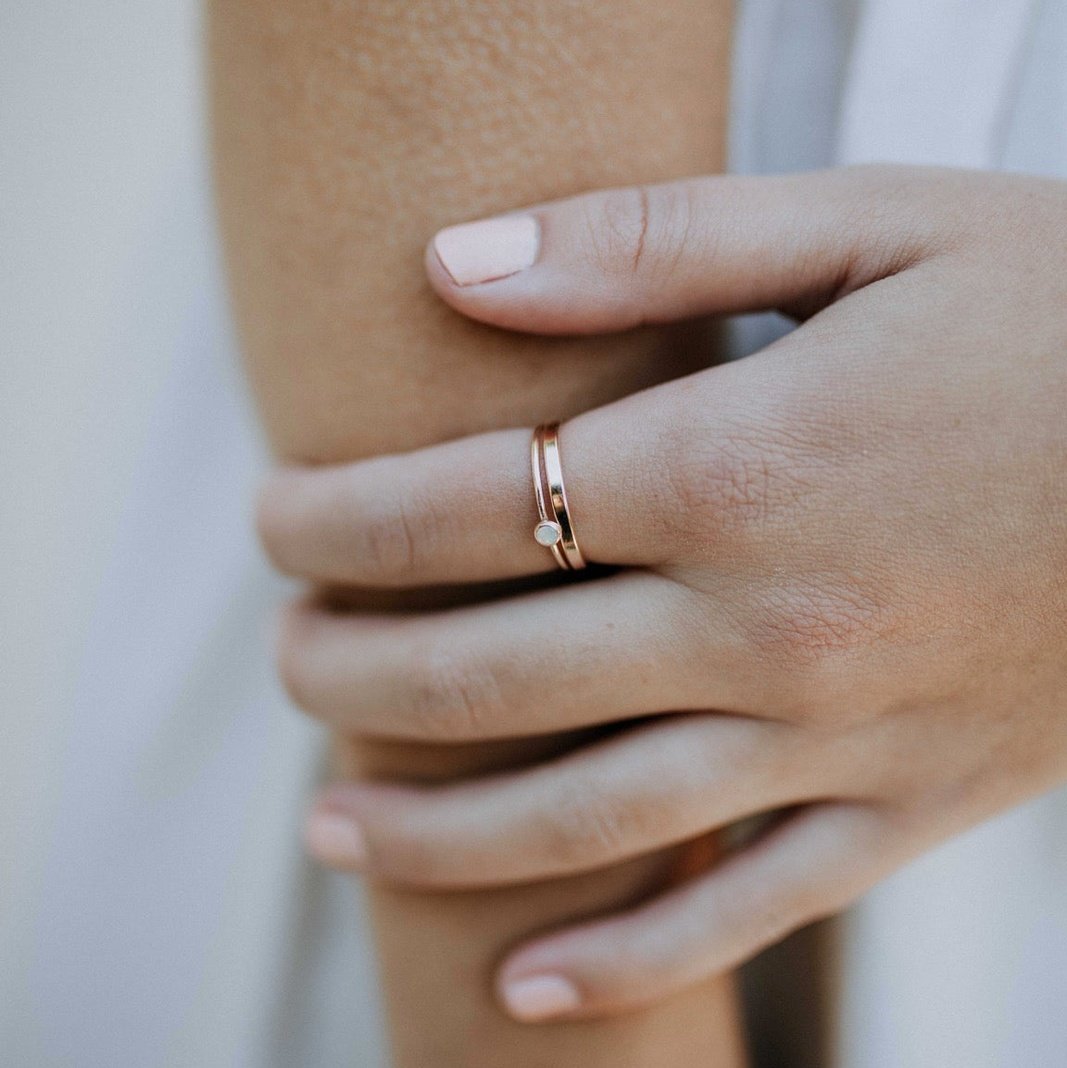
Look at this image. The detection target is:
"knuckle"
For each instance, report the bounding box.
[660,420,816,546]
[406,643,504,741]
[588,181,699,285]
[358,487,442,584]
[640,180,702,283]
[612,920,683,991]
[541,780,632,866]
[586,185,649,278]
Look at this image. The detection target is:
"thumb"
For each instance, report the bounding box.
[426,165,937,335]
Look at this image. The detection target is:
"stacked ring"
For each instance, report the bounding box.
[530,422,587,571]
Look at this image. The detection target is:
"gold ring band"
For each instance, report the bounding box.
[531,422,587,571]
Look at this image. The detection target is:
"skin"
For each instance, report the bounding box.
[262,165,1067,1018]
[208,0,744,1063]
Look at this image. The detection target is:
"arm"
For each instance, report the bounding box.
[208,1,743,1064]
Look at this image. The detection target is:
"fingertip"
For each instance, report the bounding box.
[422,233,488,317]
[497,902,691,1020]
[497,932,587,1013]
[423,213,612,336]
[430,214,540,287]
[303,804,368,870]
[423,233,456,295]
[498,974,582,1023]
[422,220,549,332]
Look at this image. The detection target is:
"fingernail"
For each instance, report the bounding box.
[433,215,539,286]
[501,974,581,1022]
[305,810,367,868]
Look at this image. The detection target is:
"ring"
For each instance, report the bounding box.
[531,422,587,571]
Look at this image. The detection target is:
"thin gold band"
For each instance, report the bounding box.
[531,422,587,571]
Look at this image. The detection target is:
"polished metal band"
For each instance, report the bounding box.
[531,422,587,571]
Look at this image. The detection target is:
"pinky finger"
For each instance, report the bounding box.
[496,802,904,1023]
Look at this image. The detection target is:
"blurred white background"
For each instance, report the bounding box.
[1,4,210,808]
[0,3,383,1064]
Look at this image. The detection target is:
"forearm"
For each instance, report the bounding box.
[209,1,742,1064]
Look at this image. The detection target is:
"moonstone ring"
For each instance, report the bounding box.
[530,422,587,571]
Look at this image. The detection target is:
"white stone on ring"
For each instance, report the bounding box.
[534,519,563,547]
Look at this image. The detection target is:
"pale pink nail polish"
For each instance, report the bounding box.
[433,215,540,286]
[305,811,367,868]
[501,974,581,1022]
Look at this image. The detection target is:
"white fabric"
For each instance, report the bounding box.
[2,2,1064,1065]
[732,3,1067,1066]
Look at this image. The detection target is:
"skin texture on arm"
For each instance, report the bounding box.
[208,1,744,1064]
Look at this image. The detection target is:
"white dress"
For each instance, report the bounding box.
[2,2,1064,1065]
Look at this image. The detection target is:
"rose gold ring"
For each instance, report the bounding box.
[531,422,587,571]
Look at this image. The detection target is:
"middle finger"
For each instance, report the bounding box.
[277,569,753,741]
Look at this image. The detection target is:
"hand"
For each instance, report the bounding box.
[259,166,1067,1022]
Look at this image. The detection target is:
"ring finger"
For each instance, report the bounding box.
[306,713,814,887]
[256,383,695,589]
